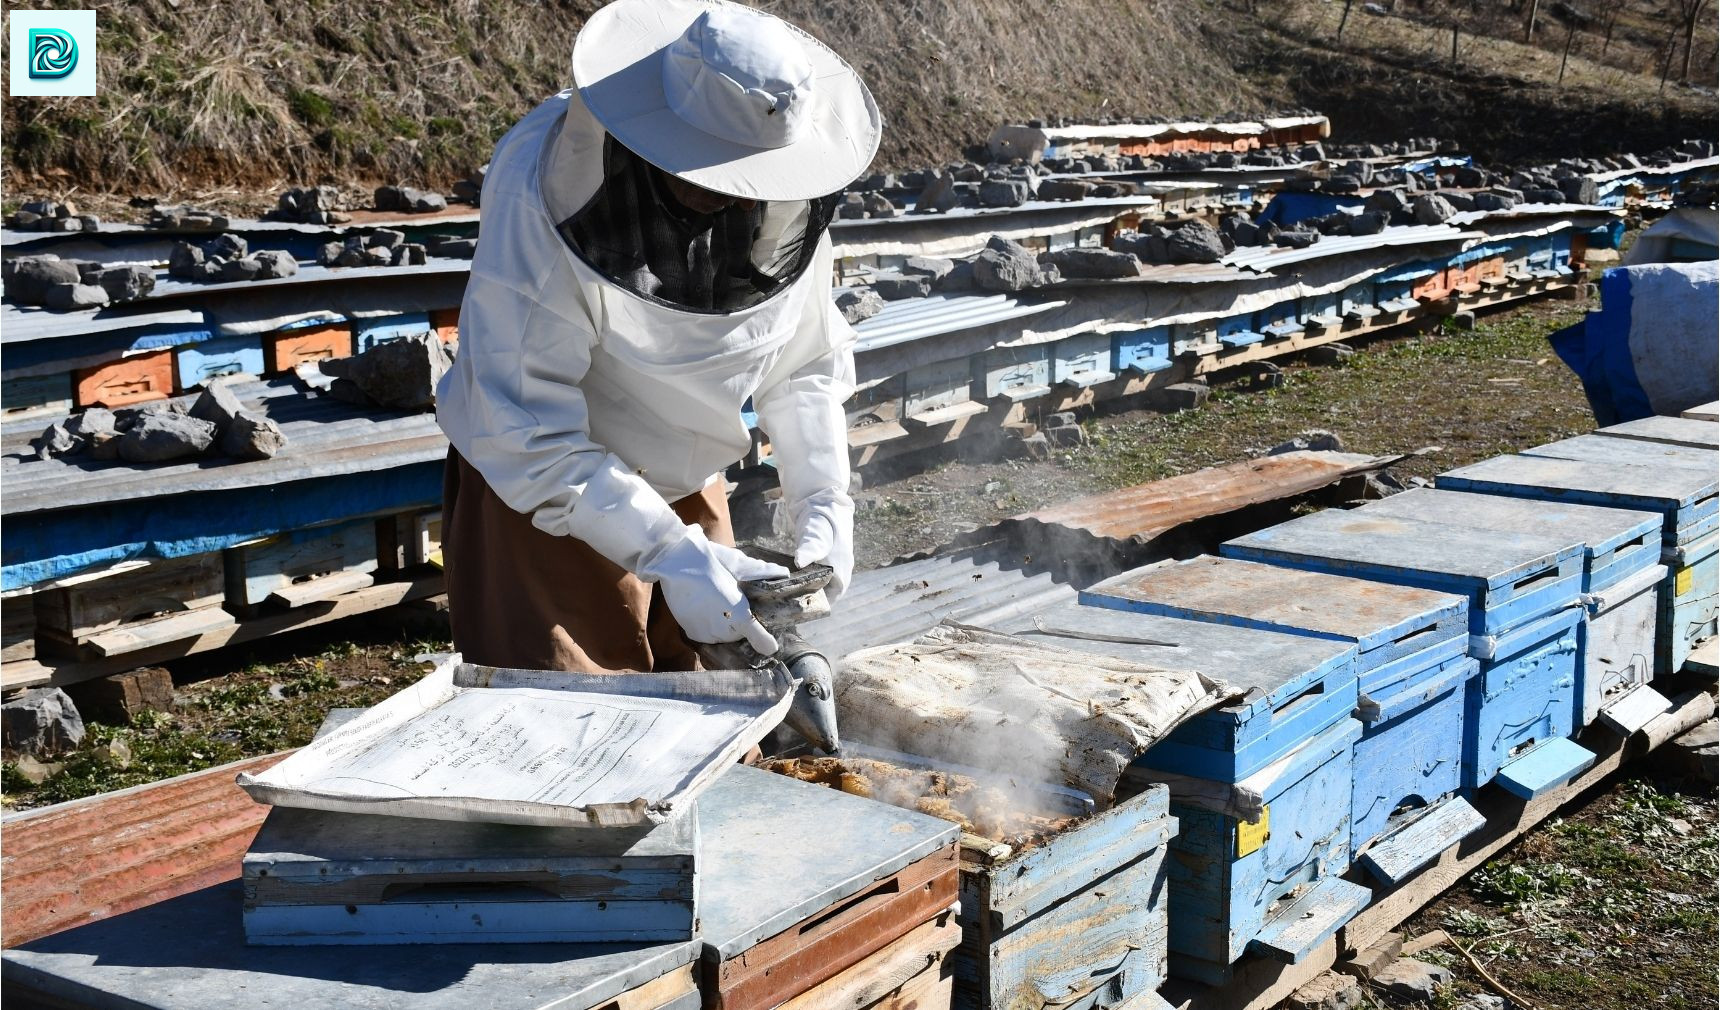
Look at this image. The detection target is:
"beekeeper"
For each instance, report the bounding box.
[435,0,878,672]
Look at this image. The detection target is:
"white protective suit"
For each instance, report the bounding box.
[436,90,856,648]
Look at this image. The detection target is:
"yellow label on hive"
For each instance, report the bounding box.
[1676,566,1694,597]
[1237,806,1270,857]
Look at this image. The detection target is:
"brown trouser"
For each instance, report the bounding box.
[441,449,733,673]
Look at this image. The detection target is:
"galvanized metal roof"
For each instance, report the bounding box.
[832,193,1159,227]
[799,541,1078,661]
[1447,203,1624,227]
[1586,156,1720,183]
[1,377,444,515]
[851,291,1067,352]
[1221,224,1481,273]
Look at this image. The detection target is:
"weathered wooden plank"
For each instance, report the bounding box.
[1682,401,1720,423]
[1247,876,1372,964]
[775,909,958,1010]
[265,568,375,608]
[83,606,238,659]
[1494,736,1598,800]
[1523,432,1716,472]
[1686,636,1719,678]
[2,590,36,662]
[1356,797,1486,886]
[1596,683,1674,736]
[0,575,444,692]
[36,553,226,642]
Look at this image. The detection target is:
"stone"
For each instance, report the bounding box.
[1372,958,1453,1002]
[1325,174,1362,195]
[315,240,346,266]
[86,430,122,460]
[11,210,43,228]
[207,233,247,260]
[223,410,288,460]
[1456,995,1506,1010]
[977,179,1030,208]
[835,287,885,324]
[398,243,428,266]
[1037,179,1094,201]
[66,407,117,442]
[32,419,80,459]
[1045,424,1086,448]
[1015,431,1052,460]
[1042,411,1078,429]
[1451,310,1478,330]
[5,255,83,304]
[218,257,265,283]
[44,282,110,311]
[9,755,64,784]
[1276,229,1320,249]
[49,217,84,232]
[2,687,85,756]
[1561,177,1596,204]
[1348,212,1387,236]
[1308,342,1355,365]
[1667,717,1718,785]
[1284,970,1364,1010]
[914,171,959,214]
[427,236,477,259]
[1524,187,1565,204]
[409,190,448,213]
[1453,166,1486,188]
[368,228,406,250]
[1157,382,1210,411]
[362,246,394,267]
[1412,193,1457,225]
[870,273,931,300]
[113,403,170,432]
[452,179,482,205]
[20,199,57,217]
[1336,931,1403,980]
[87,264,155,302]
[117,412,217,462]
[973,235,1056,292]
[1364,190,1411,215]
[1473,191,1518,212]
[189,382,244,436]
[861,193,897,218]
[901,256,955,283]
[1165,219,1227,263]
[63,667,176,723]
[319,333,452,411]
[1039,246,1142,279]
[253,249,299,279]
[1268,429,1346,455]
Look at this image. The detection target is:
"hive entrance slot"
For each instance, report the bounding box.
[379,880,563,903]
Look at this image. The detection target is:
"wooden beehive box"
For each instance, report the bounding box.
[1223,509,1592,798]
[74,349,174,408]
[268,322,353,373]
[242,806,698,946]
[696,766,959,1010]
[1080,557,1481,882]
[991,599,1358,783]
[1596,414,1719,451]
[224,518,379,614]
[34,554,234,660]
[1362,489,1670,729]
[4,881,704,1009]
[1523,432,1715,472]
[953,783,1177,1010]
[175,334,266,391]
[1133,717,1369,986]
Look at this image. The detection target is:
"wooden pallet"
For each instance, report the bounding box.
[34,554,231,661]
[0,574,444,692]
[775,908,959,1010]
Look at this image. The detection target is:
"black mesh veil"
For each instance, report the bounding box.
[557,136,839,314]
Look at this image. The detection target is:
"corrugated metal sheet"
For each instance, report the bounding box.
[1028,116,1329,144]
[1586,156,1720,183]
[1222,225,1481,273]
[833,194,1159,227]
[1447,203,1624,227]
[1,304,208,346]
[998,451,1398,547]
[800,541,1077,661]
[1,750,285,947]
[1,207,482,249]
[852,292,1067,352]
[2,376,444,515]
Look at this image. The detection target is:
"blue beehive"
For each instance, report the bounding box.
[1223,509,1593,800]
[993,600,1357,782]
[1437,454,1718,674]
[354,313,434,352]
[1361,489,1670,732]
[1112,326,1174,377]
[175,334,267,390]
[1080,556,1480,885]
[1523,433,1715,472]
[977,601,1367,981]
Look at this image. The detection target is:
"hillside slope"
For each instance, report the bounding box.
[1,0,1711,200]
[1,0,1259,194]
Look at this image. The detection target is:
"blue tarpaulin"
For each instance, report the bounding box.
[1550,261,1719,425]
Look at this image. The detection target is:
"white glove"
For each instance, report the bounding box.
[647,528,788,655]
[790,499,854,600]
